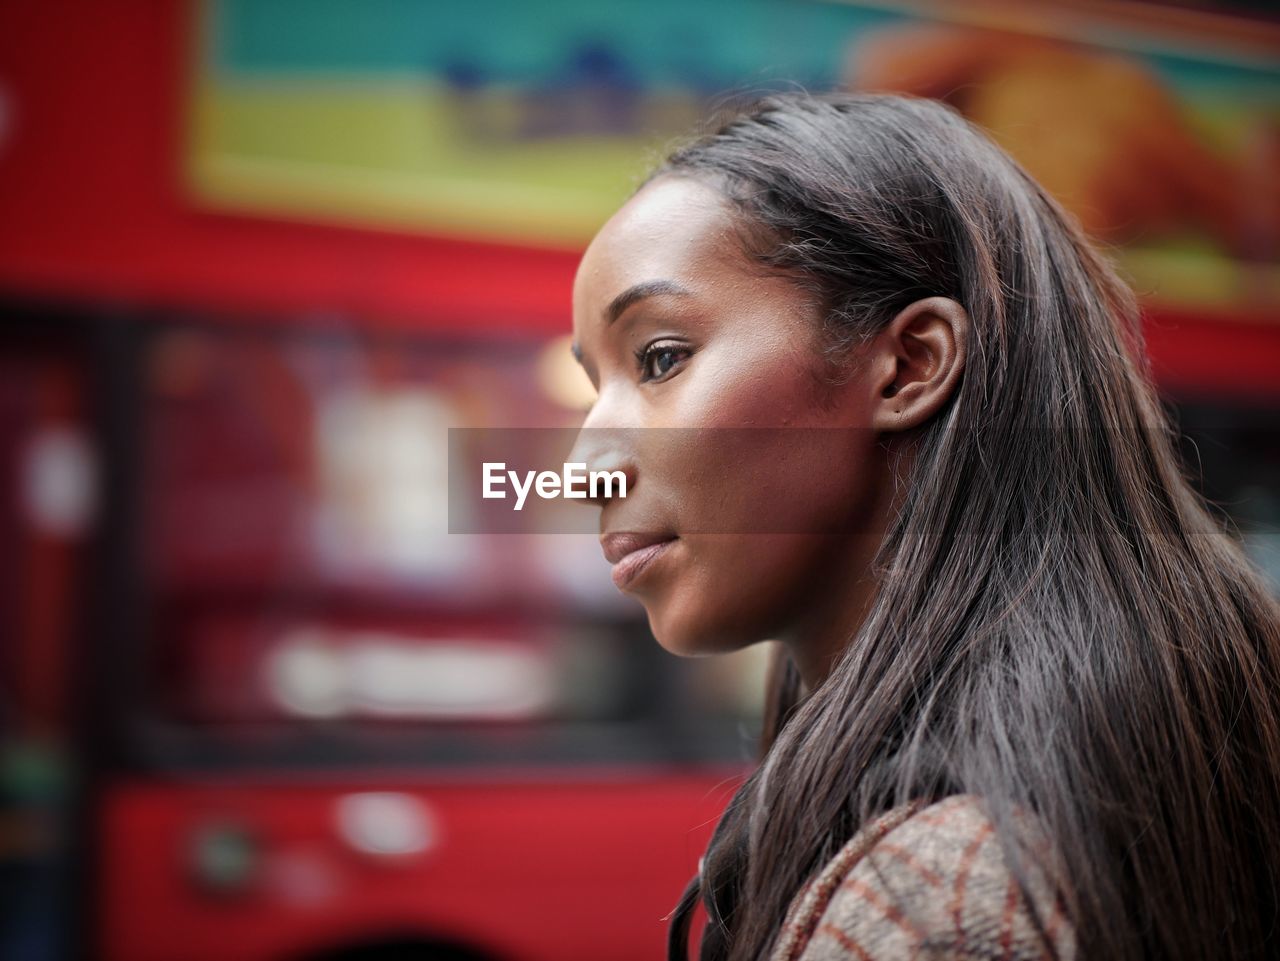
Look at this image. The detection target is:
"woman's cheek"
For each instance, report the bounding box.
[646,534,818,654]
[662,339,801,428]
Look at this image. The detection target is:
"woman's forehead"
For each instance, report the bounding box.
[573,177,746,314]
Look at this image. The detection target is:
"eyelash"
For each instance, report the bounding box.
[634,341,692,382]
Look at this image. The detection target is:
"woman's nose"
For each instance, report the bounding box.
[566,430,636,507]
[566,401,637,508]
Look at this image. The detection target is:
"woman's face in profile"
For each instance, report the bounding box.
[570,175,889,658]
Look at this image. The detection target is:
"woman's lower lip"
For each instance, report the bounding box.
[611,538,676,589]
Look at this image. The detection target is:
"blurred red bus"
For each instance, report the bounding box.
[83,311,761,961]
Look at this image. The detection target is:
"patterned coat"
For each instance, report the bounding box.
[767,795,1076,961]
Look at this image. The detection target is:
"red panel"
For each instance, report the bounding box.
[98,774,731,961]
[1142,308,1280,403]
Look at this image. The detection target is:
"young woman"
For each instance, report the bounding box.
[566,93,1280,961]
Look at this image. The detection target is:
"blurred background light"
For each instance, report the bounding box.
[19,427,96,538]
[333,792,436,859]
[265,628,557,721]
[537,334,597,411]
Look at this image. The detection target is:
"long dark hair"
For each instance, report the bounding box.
[651,93,1280,961]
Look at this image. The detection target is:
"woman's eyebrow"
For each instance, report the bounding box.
[604,279,692,325]
[571,279,693,368]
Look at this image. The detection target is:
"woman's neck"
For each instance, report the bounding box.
[778,442,909,692]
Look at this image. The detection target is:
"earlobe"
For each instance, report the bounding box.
[870,296,969,433]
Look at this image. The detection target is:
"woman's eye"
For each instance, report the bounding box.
[636,342,691,382]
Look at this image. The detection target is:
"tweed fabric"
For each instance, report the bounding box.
[768,795,1075,961]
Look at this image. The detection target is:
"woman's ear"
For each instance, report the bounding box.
[868,296,969,432]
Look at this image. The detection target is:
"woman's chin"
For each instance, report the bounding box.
[643,603,756,658]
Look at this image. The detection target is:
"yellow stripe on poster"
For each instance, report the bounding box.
[186,78,663,247]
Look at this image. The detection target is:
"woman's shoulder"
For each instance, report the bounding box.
[769,794,1075,961]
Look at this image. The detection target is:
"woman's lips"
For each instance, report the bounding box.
[600,531,678,590]
[609,538,676,589]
